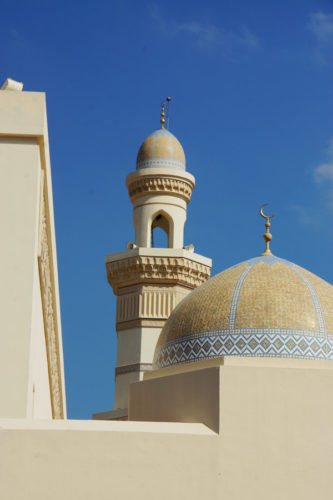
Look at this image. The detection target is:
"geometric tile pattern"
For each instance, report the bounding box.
[153,330,333,368]
[153,255,333,368]
[301,268,333,333]
[292,265,326,334]
[229,265,253,329]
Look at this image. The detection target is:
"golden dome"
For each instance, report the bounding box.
[136,129,186,170]
[153,255,333,369]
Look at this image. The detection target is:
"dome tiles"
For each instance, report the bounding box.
[136,129,186,170]
[153,255,333,369]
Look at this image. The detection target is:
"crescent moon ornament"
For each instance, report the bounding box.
[259,204,275,256]
[260,204,275,220]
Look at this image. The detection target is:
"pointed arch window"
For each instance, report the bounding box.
[151,212,171,248]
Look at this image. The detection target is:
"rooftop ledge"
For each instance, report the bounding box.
[105,247,212,267]
[0,418,215,436]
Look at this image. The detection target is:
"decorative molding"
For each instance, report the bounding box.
[38,182,64,419]
[154,330,333,369]
[136,158,185,171]
[127,175,194,204]
[107,255,211,294]
[116,287,190,325]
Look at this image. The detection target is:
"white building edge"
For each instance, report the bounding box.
[1,81,333,500]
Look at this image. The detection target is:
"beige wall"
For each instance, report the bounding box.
[217,359,333,499]
[2,360,333,499]
[114,371,143,409]
[0,88,66,419]
[27,264,52,418]
[130,359,333,499]
[0,90,46,136]
[0,137,42,417]
[130,366,221,433]
[0,419,217,500]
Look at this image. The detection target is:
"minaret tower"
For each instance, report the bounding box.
[104,102,212,418]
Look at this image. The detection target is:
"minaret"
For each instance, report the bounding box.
[102,103,212,419]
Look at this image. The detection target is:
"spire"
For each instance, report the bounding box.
[259,204,275,256]
[160,101,165,129]
[166,96,171,130]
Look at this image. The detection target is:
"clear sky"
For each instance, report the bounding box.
[1,0,333,418]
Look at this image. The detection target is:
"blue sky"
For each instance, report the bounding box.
[1,0,333,418]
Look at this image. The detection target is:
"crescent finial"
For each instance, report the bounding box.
[259,204,275,256]
[260,203,275,220]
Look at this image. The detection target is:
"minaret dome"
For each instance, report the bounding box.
[136,129,186,171]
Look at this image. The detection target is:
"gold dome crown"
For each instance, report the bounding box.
[153,255,333,369]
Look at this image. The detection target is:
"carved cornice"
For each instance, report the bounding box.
[38,182,64,419]
[127,175,194,204]
[107,255,211,294]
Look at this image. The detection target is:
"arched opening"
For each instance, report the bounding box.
[151,213,171,248]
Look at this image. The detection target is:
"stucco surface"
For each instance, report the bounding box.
[0,88,66,418]
[2,363,333,499]
[0,137,41,417]
[0,91,46,136]
[0,420,217,500]
[218,362,333,499]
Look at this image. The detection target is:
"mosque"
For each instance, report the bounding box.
[1,79,333,499]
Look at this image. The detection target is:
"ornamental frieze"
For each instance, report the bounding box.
[127,176,194,204]
[38,184,64,419]
[106,255,211,293]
